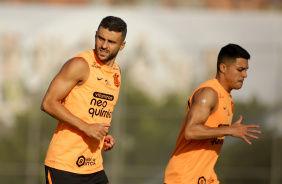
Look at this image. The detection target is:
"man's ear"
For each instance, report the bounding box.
[119,41,126,51]
[219,63,227,74]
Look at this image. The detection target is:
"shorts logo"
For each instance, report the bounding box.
[76,155,85,167]
[113,73,120,88]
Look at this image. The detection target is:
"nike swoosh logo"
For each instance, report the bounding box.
[97,77,103,80]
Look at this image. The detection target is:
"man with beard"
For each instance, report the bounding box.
[41,16,127,184]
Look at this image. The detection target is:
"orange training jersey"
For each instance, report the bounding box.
[164,78,233,184]
[45,49,121,174]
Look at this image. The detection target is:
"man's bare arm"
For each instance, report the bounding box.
[41,57,110,140]
[184,87,261,144]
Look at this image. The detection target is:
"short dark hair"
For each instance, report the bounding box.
[98,16,127,41]
[217,44,250,72]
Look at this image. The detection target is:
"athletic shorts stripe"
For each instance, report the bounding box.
[45,166,109,184]
[47,170,53,184]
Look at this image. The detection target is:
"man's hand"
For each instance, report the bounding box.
[83,123,111,141]
[230,115,261,145]
[103,134,115,151]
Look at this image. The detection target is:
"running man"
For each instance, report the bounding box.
[164,44,261,184]
[41,16,127,184]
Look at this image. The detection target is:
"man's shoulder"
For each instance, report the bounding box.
[193,87,218,100]
[64,57,89,73]
[191,80,219,106]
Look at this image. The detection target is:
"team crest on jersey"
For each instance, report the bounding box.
[113,73,120,88]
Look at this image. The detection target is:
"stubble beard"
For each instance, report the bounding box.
[95,47,119,63]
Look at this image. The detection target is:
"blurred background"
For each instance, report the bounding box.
[0,0,282,183]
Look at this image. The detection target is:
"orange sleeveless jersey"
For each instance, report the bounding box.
[164,79,233,184]
[44,50,121,174]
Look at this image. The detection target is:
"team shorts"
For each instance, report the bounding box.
[45,165,109,184]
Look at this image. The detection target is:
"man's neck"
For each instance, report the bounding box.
[215,75,232,94]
